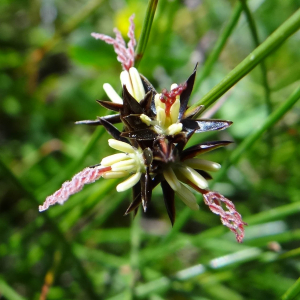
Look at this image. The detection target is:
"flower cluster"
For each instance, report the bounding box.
[39,15,246,242]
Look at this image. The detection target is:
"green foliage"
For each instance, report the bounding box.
[1,0,300,299]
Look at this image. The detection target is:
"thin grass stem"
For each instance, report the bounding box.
[193,2,243,91]
[0,276,26,300]
[282,277,300,300]
[135,0,159,69]
[240,0,272,114]
[0,158,100,300]
[188,8,300,112]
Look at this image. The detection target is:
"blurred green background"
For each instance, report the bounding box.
[1,0,300,299]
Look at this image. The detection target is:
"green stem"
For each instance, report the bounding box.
[128,212,142,299]
[188,8,300,112]
[135,0,159,68]
[0,276,26,300]
[282,277,300,300]
[240,0,274,172]
[218,85,300,180]
[113,242,300,298]
[193,2,243,90]
[0,158,99,300]
[240,0,272,115]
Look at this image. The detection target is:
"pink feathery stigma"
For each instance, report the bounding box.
[127,14,136,68]
[91,14,136,71]
[160,83,187,116]
[39,166,111,212]
[202,191,247,243]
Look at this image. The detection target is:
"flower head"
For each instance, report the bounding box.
[39,16,246,242]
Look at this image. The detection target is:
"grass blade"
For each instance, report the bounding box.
[0,277,26,300]
[282,277,300,300]
[193,2,243,90]
[135,0,159,68]
[188,8,300,112]
[0,158,100,300]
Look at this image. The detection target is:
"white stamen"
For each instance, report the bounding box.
[156,107,166,127]
[170,99,180,124]
[176,184,199,210]
[120,70,134,96]
[140,114,152,126]
[116,172,142,192]
[101,153,129,166]
[129,67,145,102]
[163,166,181,191]
[103,83,123,104]
[166,123,182,135]
[102,171,129,179]
[108,139,135,153]
[111,158,136,171]
[176,165,208,189]
[184,158,221,172]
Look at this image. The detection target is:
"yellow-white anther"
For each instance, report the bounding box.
[166,123,182,136]
[129,67,145,102]
[170,98,180,124]
[116,172,142,192]
[103,83,123,104]
[184,158,221,172]
[156,107,166,127]
[140,114,152,126]
[176,165,208,189]
[101,153,129,166]
[111,158,136,171]
[176,183,199,210]
[163,166,181,191]
[102,171,129,179]
[108,139,135,153]
[120,70,134,96]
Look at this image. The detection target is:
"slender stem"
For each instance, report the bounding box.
[40,251,62,300]
[188,8,300,112]
[111,242,300,298]
[240,0,274,172]
[0,276,26,300]
[129,212,142,299]
[282,277,300,300]
[218,85,300,179]
[0,158,100,300]
[135,0,159,68]
[240,0,272,115]
[193,2,243,90]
